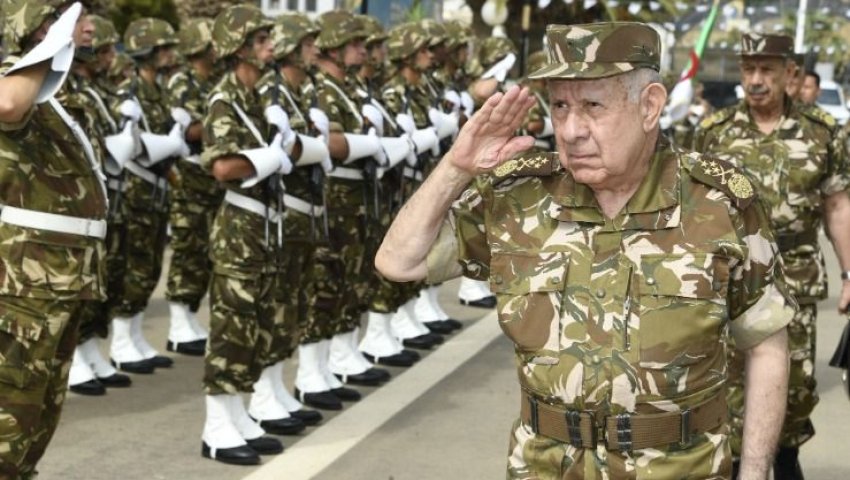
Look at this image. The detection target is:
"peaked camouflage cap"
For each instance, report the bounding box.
[272,11,318,59]
[386,22,428,61]
[178,18,214,57]
[315,10,368,50]
[419,18,446,48]
[123,17,178,56]
[1,0,72,54]
[211,3,274,59]
[528,22,660,80]
[478,37,516,69]
[443,19,471,50]
[89,14,118,49]
[358,14,386,44]
[740,32,794,58]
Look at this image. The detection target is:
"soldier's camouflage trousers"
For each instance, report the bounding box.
[76,216,126,343]
[111,177,169,317]
[164,179,222,311]
[727,303,817,455]
[0,297,83,480]
[204,272,276,394]
[366,175,413,314]
[505,417,733,479]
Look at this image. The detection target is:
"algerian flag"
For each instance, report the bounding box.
[666,0,721,122]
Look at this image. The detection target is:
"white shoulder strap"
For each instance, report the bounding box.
[82,86,118,133]
[208,92,267,147]
[322,77,363,128]
[47,97,108,203]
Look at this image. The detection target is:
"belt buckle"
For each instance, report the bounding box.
[679,408,692,447]
[565,410,583,448]
[528,396,540,434]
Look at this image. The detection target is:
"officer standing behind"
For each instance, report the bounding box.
[377,23,792,479]
[693,33,850,480]
[0,1,107,477]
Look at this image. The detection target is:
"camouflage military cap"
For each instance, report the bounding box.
[212,3,274,59]
[528,22,660,80]
[272,11,318,60]
[478,37,517,69]
[740,32,793,58]
[444,20,471,50]
[526,50,548,76]
[419,18,447,48]
[89,14,118,50]
[315,10,368,50]
[124,18,178,57]
[358,15,386,45]
[386,22,428,62]
[179,18,214,57]
[1,0,61,54]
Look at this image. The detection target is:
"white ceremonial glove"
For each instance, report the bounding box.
[481,53,517,83]
[167,123,191,158]
[265,105,296,153]
[443,90,461,113]
[395,113,416,135]
[308,108,330,142]
[321,155,334,173]
[404,135,418,167]
[361,103,384,137]
[428,107,443,132]
[270,132,294,175]
[119,99,143,122]
[170,107,192,130]
[460,91,475,117]
[369,127,388,166]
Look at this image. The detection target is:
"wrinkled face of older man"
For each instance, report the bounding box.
[740,56,792,111]
[548,71,665,190]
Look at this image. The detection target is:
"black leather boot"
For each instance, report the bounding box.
[773,447,804,480]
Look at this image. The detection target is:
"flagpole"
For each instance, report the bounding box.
[795,0,808,53]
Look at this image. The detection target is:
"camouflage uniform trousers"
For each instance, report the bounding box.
[727,302,817,455]
[368,171,414,314]
[505,418,733,479]
[204,272,277,395]
[299,177,368,343]
[110,174,170,317]
[164,162,224,312]
[0,297,84,480]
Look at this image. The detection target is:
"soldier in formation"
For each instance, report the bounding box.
[693,32,850,480]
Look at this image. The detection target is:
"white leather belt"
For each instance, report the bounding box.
[125,161,168,189]
[1,206,106,239]
[403,167,423,181]
[328,166,364,181]
[283,194,324,218]
[224,190,280,223]
[184,155,201,166]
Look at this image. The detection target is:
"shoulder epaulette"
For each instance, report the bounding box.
[698,106,735,130]
[491,152,560,182]
[685,153,755,210]
[798,103,837,130]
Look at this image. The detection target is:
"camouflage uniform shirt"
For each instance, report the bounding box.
[693,99,850,302]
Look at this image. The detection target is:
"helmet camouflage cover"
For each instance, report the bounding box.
[386,22,428,62]
[108,51,133,80]
[315,9,368,50]
[477,37,516,69]
[178,17,214,57]
[1,0,71,55]
[272,11,318,60]
[123,17,178,57]
[419,18,446,48]
[212,3,274,59]
[358,14,386,45]
[89,14,119,50]
[528,22,660,80]
[443,19,471,50]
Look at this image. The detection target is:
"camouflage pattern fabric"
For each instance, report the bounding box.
[164,67,223,311]
[0,297,84,479]
[177,18,214,57]
[426,142,793,477]
[123,17,178,56]
[108,75,173,317]
[0,0,55,55]
[386,22,428,63]
[693,99,850,451]
[201,70,284,392]
[211,4,273,59]
[315,10,367,50]
[528,22,659,80]
[740,32,794,58]
[272,12,318,61]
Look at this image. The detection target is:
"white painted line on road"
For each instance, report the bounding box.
[242,310,501,480]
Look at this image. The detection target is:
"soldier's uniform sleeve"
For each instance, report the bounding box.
[201,97,242,171]
[317,84,345,134]
[820,120,850,195]
[726,183,795,349]
[168,72,203,120]
[0,56,36,131]
[426,177,491,284]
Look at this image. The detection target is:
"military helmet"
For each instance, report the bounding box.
[358,15,386,45]
[178,18,214,57]
[123,18,178,57]
[89,14,118,50]
[315,10,368,50]
[386,22,428,62]
[478,37,516,69]
[212,3,274,59]
[419,18,447,48]
[272,11,318,60]
[443,20,471,50]
[108,51,134,81]
[1,0,74,55]
[526,50,547,76]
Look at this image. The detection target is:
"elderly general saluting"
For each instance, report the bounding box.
[376,22,794,479]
